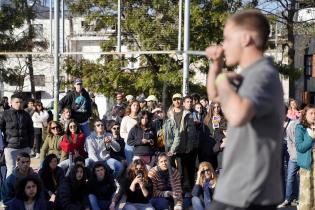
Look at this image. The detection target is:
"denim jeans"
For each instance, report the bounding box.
[85,158,124,178]
[89,194,111,210]
[150,197,172,210]
[124,144,134,165]
[123,202,154,210]
[192,196,205,210]
[285,159,299,202]
[80,122,91,137]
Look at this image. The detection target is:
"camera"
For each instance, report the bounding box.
[136,170,144,178]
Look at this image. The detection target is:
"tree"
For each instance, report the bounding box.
[64,0,253,99]
[0,0,48,99]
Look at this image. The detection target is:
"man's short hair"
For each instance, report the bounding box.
[11,93,23,101]
[200,96,208,102]
[183,95,193,102]
[228,9,270,51]
[27,98,35,104]
[17,152,31,161]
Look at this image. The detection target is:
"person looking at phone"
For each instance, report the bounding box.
[123,159,154,210]
[127,110,157,168]
[85,119,124,178]
[206,10,284,210]
[295,105,315,210]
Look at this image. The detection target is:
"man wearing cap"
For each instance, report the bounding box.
[164,93,197,194]
[145,95,158,112]
[59,78,92,136]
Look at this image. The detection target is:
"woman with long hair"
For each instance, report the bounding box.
[38,154,65,204]
[56,165,90,210]
[32,101,49,158]
[295,104,315,210]
[7,175,48,210]
[120,99,140,164]
[203,102,226,137]
[40,121,63,161]
[123,159,154,210]
[127,110,156,167]
[59,119,87,161]
[287,99,300,120]
[192,162,217,210]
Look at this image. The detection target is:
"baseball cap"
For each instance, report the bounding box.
[172,93,182,100]
[145,95,158,102]
[126,95,134,101]
[74,78,83,85]
[136,95,146,103]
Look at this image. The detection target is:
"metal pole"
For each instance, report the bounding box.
[61,0,64,52]
[49,0,53,54]
[178,0,182,51]
[182,0,190,96]
[53,0,60,121]
[117,0,121,52]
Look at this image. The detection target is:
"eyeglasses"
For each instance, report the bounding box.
[95,124,104,127]
[69,125,77,129]
[201,169,210,174]
[51,127,59,130]
[112,127,120,130]
[173,98,181,101]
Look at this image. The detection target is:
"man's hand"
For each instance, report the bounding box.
[104,136,112,144]
[205,46,224,67]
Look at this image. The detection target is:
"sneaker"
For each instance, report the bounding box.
[291,199,299,206]
[277,200,290,208]
[35,153,40,159]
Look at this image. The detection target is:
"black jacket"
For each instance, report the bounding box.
[58,89,92,123]
[127,126,156,156]
[38,166,65,199]
[0,108,34,149]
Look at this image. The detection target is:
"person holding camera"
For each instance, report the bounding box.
[192,162,217,210]
[127,110,157,168]
[123,159,154,210]
[85,119,124,178]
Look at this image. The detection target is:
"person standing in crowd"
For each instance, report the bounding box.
[0,93,34,177]
[123,159,154,210]
[204,102,227,138]
[1,153,38,206]
[59,78,92,137]
[32,101,49,159]
[89,93,99,129]
[126,95,135,105]
[206,10,284,210]
[55,165,90,210]
[287,99,300,121]
[192,162,217,210]
[59,120,87,170]
[149,153,183,210]
[120,100,140,164]
[60,107,72,132]
[127,110,156,168]
[7,175,48,210]
[24,98,35,116]
[151,106,166,152]
[88,162,119,210]
[85,119,123,178]
[191,93,200,106]
[200,96,210,112]
[40,121,63,161]
[295,105,315,210]
[278,117,300,208]
[108,121,126,164]
[145,95,158,112]
[38,154,64,205]
[137,95,148,111]
[1,97,10,110]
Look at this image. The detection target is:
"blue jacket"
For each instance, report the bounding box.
[7,197,48,210]
[295,124,313,170]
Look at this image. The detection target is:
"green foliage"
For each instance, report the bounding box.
[275,63,303,80]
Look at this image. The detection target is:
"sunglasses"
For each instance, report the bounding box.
[51,127,59,130]
[69,125,77,129]
[112,127,120,130]
[201,169,210,174]
[95,124,104,127]
[173,98,181,101]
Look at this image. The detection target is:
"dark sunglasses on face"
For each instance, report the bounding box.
[173,98,181,101]
[69,125,77,129]
[112,127,120,130]
[201,169,210,174]
[51,127,59,130]
[95,124,104,127]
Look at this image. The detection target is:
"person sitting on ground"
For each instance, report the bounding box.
[38,154,65,204]
[59,119,87,171]
[7,175,48,210]
[87,162,121,210]
[108,121,127,165]
[40,121,63,161]
[85,119,123,178]
[55,165,90,210]
[60,107,72,132]
[149,153,183,210]
[1,152,38,206]
[192,162,217,210]
[127,110,157,168]
[123,159,154,210]
[66,156,91,179]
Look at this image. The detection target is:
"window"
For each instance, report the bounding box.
[34,75,45,86]
[32,24,44,39]
[305,55,313,77]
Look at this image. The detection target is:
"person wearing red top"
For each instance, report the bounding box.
[58,119,87,171]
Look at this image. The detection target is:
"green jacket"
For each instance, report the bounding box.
[40,134,63,160]
[164,107,197,154]
[295,124,313,170]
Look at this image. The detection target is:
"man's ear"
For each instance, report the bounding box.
[241,32,252,48]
